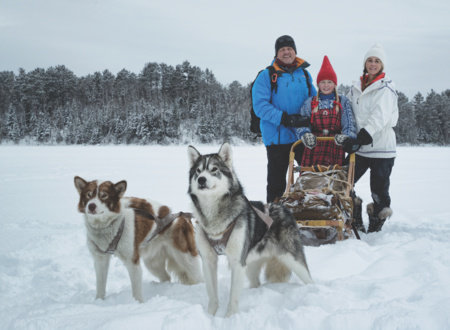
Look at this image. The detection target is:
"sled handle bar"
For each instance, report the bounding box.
[284,137,356,197]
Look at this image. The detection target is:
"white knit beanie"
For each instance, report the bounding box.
[363,43,386,67]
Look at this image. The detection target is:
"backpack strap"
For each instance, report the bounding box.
[302,68,312,97]
[267,65,278,97]
[267,65,311,97]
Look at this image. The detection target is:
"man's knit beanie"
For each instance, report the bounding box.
[275,35,297,56]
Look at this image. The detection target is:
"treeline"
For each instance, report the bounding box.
[0,62,448,145]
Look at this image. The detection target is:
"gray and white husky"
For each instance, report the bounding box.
[188,143,313,316]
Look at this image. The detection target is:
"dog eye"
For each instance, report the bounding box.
[211,167,218,172]
[99,191,108,200]
[196,168,201,174]
[86,191,93,198]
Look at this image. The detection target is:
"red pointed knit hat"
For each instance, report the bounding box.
[316,55,337,85]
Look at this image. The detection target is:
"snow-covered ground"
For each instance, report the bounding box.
[1,144,449,330]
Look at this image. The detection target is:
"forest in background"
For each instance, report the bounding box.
[0,61,448,145]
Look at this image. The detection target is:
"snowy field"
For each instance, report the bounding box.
[1,144,450,330]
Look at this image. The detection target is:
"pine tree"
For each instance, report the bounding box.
[5,104,22,142]
[0,71,15,116]
[396,92,417,144]
[140,62,161,101]
[413,92,426,143]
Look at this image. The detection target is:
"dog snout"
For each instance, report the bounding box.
[198,176,207,188]
[88,202,97,213]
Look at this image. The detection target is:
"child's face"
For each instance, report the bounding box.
[318,80,336,95]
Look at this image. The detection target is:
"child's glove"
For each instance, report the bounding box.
[302,133,317,149]
[334,134,349,146]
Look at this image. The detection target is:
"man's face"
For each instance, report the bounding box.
[276,47,296,65]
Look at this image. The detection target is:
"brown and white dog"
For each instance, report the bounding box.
[74,176,202,302]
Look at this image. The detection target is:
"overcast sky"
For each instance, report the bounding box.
[1,0,449,98]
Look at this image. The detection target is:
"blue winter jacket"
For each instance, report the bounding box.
[252,57,316,146]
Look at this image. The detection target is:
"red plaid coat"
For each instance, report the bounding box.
[301,98,345,166]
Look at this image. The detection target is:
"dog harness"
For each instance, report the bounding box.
[92,218,125,255]
[141,212,190,245]
[204,205,273,256]
[251,205,273,228]
[204,220,238,255]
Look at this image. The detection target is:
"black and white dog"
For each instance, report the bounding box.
[188,143,313,316]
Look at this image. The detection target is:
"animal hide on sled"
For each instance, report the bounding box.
[278,167,353,246]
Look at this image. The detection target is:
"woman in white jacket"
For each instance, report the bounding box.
[346,43,399,233]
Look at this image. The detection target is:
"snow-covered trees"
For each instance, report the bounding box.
[0,63,447,145]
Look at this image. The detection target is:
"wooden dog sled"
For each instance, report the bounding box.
[279,137,358,246]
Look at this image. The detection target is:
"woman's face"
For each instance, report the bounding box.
[318,80,336,95]
[365,57,383,77]
[276,47,296,65]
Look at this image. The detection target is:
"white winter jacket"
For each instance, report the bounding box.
[348,75,399,158]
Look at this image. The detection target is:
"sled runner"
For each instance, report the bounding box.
[279,137,358,246]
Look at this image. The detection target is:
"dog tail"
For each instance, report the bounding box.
[265,257,291,283]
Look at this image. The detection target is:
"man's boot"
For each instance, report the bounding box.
[352,196,366,233]
[367,203,393,233]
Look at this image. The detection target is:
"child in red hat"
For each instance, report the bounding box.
[296,55,356,166]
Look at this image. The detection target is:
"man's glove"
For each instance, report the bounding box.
[302,132,317,149]
[356,128,372,145]
[334,134,349,146]
[281,113,310,128]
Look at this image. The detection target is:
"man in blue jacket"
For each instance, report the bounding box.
[252,35,316,203]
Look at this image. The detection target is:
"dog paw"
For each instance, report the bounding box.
[95,294,105,300]
[207,301,219,315]
[248,280,261,288]
[225,304,238,317]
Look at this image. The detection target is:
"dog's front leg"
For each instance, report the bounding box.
[93,254,111,300]
[124,261,143,303]
[226,260,245,317]
[198,241,219,315]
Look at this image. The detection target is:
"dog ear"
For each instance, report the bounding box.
[74,176,87,194]
[218,142,233,168]
[188,145,201,166]
[114,180,127,198]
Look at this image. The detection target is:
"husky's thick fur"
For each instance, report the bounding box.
[74,176,202,302]
[188,143,313,316]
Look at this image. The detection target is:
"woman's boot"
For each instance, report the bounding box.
[367,203,392,233]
